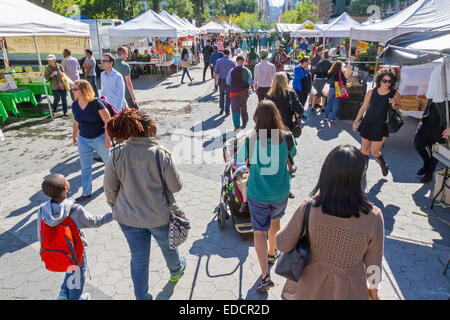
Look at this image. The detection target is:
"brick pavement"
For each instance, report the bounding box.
[0,67,448,300]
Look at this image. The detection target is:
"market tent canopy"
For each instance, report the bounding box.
[380,26,450,66]
[350,0,450,42]
[291,20,325,38]
[0,0,89,36]
[276,23,301,33]
[171,14,200,35]
[323,12,361,37]
[231,24,245,33]
[200,21,227,34]
[159,10,196,36]
[109,9,186,47]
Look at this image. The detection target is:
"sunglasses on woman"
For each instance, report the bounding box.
[381,78,392,84]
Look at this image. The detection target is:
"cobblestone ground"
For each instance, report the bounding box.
[0,67,449,300]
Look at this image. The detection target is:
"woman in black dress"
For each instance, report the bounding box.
[353,68,401,176]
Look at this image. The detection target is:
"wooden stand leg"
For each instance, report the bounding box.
[431,167,449,209]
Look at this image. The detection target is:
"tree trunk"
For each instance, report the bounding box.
[153,0,160,12]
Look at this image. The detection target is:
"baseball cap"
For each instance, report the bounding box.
[46,54,56,60]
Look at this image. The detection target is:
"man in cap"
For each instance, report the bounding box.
[227,55,252,130]
[44,54,68,116]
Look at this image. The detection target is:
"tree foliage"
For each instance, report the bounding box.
[280,0,318,24]
[224,0,257,16]
[165,0,194,19]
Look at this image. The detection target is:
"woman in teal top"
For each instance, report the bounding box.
[236,99,296,293]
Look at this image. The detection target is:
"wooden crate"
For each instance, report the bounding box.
[400,95,420,111]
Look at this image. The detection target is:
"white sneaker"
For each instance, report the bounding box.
[79,293,91,300]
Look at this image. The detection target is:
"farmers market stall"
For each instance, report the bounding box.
[109,9,186,76]
[0,0,90,120]
[380,26,450,211]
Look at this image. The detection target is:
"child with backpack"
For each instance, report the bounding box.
[37,173,112,300]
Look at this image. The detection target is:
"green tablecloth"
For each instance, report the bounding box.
[17,82,53,96]
[0,89,38,116]
[0,100,7,122]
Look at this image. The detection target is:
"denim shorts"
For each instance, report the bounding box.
[248,197,288,231]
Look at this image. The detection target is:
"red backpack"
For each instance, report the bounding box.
[39,204,84,272]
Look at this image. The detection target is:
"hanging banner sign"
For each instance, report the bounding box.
[4,36,86,55]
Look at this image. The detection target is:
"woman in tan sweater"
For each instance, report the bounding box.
[276,145,384,300]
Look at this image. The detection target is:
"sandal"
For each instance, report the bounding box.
[268,249,279,265]
[256,274,274,292]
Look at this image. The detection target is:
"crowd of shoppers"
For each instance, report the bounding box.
[37,34,416,301]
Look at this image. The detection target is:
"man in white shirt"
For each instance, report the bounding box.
[100,53,127,111]
[254,50,276,102]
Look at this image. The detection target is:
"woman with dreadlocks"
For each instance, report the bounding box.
[103,109,186,300]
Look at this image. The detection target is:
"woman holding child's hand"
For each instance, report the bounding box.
[104,109,186,300]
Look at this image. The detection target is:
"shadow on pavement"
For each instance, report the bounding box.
[384,236,450,300]
[365,179,400,235]
[189,216,252,300]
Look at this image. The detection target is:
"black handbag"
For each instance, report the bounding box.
[274,199,312,282]
[289,92,302,138]
[386,93,404,133]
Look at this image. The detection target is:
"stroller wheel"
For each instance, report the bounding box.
[217,203,227,230]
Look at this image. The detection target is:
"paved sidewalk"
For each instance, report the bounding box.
[0,66,448,300]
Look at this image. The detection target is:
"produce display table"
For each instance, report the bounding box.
[0,89,38,116]
[17,81,53,96]
[0,100,8,122]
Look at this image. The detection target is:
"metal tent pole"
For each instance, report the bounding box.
[442,57,449,148]
[34,35,54,120]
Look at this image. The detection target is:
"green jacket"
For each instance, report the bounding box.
[44,63,65,91]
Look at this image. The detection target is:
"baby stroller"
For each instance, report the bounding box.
[216,134,253,240]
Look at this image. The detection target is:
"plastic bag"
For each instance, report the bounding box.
[322,83,330,97]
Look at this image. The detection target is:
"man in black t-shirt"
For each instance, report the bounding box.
[202,40,215,82]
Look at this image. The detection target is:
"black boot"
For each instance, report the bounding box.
[375,155,389,177]
[363,154,369,173]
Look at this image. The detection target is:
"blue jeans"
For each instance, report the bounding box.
[86,76,99,97]
[324,87,341,121]
[181,68,192,82]
[119,223,184,300]
[218,78,231,113]
[77,133,110,196]
[60,254,87,300]
[52,90,68,114]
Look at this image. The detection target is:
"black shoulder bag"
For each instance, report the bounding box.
[386,91,404,133]
[289,92,302,138]
[275,199,312,282]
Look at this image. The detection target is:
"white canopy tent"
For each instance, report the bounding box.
[291,20,326,38]
[109,9,187,47]
[220,22,232,32]
[0,0,90,120]
[231,24,245,34]
[171,14,200,35]
[350,0,450,42]
[323,12,361,38]
[200,21,227,34]
[276,23,301,34]
[159,10,196,36]
[0,0,89,37]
